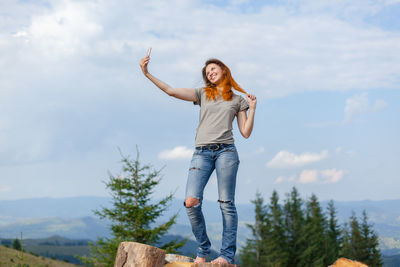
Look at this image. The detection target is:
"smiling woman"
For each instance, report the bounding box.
[139,51,257,264]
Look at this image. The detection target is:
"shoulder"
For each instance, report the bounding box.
[193,87,205,105]
[232,93,249,111]
[232,93,247,102]
[195,87,205,95]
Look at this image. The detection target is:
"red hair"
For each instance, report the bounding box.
[202,59,247,101]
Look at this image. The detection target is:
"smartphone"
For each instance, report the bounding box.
[146,47,152,57]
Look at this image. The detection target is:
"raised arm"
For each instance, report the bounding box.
[139,56,196,102]
[237,94,257,138]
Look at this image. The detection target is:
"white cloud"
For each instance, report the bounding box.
[0,0,397,200]
[276,169,345,184]
[28,1,102,56]
[299,169,344,184]
[344,92,388,122]
[373,99,388,112]
[266,150,328,168]
[2,0,400,99]
[320,169,344,183]
[158,146,194,160]
[0,186,12,193]
[299,170,319,184]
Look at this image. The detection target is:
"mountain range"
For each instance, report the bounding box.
[1,196,400,255]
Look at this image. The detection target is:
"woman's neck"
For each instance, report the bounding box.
[216,85,224,95]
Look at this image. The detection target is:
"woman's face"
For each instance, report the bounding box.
[205,63,224,85]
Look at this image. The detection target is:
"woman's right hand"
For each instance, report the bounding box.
[139,56,150,75]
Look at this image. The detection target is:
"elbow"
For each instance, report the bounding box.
[167,88,178,97]
[242,132,251,139]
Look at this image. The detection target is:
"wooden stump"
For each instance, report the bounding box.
[329,258,368,267]
[164,263,240,267]
[164,263,193,267]
[114,242,165,267]
[165,254,194,263]
[194,263,240,267]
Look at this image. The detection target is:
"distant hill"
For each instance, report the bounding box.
[0,234,219,265]
[0,244,80,267]
[1,196,400,255]
[1,235,90,265]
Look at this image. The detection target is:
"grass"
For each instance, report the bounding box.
[0,245,80,267]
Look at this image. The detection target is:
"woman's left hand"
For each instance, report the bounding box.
[246,94,257,110]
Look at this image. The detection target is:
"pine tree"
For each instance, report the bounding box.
[242,189,383,267]
[81,149,184,267]
[240,192,269,267]
[12,238,21,251]
[326,200,341,265]
[283,187,305,267]
[340,222,352,259]
[265,190,288,267]
[299,194,326,267]
[349,212,364,260]
[360,210,383,266]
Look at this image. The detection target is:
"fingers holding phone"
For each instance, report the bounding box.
[140,47,152,75]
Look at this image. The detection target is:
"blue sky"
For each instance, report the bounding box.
[0,0,399,203]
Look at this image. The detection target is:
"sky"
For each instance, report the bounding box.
[0,0,399,203]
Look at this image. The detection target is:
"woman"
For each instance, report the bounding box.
[139,54,256,264]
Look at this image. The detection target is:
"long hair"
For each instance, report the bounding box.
[202,59,247,101]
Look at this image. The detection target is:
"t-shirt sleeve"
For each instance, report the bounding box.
[193,88,202,106]
[239,95,249,112]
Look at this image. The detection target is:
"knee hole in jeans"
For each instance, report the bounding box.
[218,200,232,204]
[184,197,200,208]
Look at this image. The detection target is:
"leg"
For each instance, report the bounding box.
[185,149,214,259]
[214,145,239,264]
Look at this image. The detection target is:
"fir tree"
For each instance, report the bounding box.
[360,210,383,267]
[265,190,288,266]
[326,200,341,265]
[12,238,21,251]
[340,222,352,259]
[240,192,269,267]
[299,194,326,267]
[242,189,383,267]
[349,212,364,260]
[284,187,305,267]
[81,149,184,267]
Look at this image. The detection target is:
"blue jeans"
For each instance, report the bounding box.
[185,144,239,264]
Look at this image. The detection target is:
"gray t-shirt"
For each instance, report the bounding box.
[194,88,249,146]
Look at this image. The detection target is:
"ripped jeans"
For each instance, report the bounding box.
[184,143,239,264]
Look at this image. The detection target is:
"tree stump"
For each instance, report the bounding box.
[329,258,368,267]
[164,263,240,267]
[194,264,240,267]
[165,254,194,263]
[114,242,165,267]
